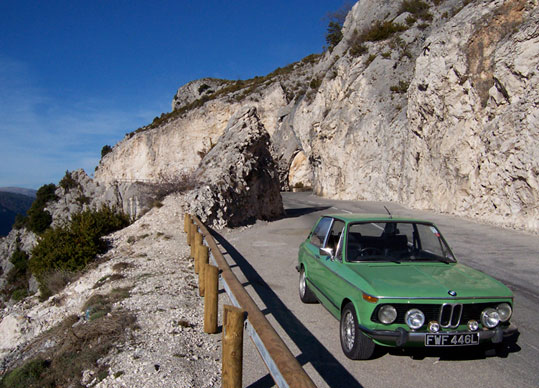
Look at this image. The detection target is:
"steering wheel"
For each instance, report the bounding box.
[359,247,383,256]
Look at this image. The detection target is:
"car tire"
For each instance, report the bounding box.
[340,303,375,360]
[299,267,317,303]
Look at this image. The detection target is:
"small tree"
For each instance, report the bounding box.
[26,183,58,234]
[324,3,353,49]
[101,145,113,158]
[59,170,78,192]
[326,21,344,48]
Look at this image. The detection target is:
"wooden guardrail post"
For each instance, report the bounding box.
[194,233,203,274]
[190,223,197,258]
[222,305,245,388]
[186,216,193,245]
[198,246,209,296]
[184,213,190,233]
[204,264,219,334]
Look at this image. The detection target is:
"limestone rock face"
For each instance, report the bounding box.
[288,151,313,189]
[93,0,537,233]
[172,78,231,111]
[186,107,284,227]
[405,0,539,231]
[287,0,538,232]
[48,169,156,222]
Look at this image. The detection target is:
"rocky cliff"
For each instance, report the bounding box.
[94,0,538,233]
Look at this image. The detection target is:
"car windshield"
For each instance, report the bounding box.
[346,221,456,263]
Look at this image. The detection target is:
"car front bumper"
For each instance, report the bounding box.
[359,324,518,347]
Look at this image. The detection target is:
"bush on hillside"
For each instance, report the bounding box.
[399,0,432,20]
[16,183,58,234]
[326,21,344,48]
[101,144,113,158]
[360,21,408,42]
[59,170,78,193]
[29,206,130,298]
[324,3,353,49]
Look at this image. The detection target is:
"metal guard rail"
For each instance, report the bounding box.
[192,215,316,388]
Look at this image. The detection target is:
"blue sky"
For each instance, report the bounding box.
[0,0,349,189]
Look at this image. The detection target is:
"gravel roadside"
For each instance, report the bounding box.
[0,193,222,387]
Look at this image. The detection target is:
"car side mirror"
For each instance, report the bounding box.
[319,247,334,258]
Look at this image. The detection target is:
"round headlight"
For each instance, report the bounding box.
[481,308,500,328]
[405,309,425,330]
[378,305,397,324]
[496,303,512,322]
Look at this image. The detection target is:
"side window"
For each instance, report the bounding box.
[310,217,333,247]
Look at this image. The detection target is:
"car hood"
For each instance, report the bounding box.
[349,262,512,299]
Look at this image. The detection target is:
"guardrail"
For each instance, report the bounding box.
[187,214,317,388]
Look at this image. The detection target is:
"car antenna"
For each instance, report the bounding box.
[384,206,392,219]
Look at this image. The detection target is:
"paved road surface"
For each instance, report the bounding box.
[214,192,538,388]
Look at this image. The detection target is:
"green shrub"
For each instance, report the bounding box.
[59,170,78,193]
[197,83,211,94]
[349,42,368,57]
[366,54,377,66]
[29,206,130,296]
[23,183,58,234]
[390,80,410,94]
[326,21,344,48]
[11,289,28,302]
[360,21,408,42]
[0,358,49,388]
[400,0,429,15]
[406,15,417,25]
[400,0,432,21]
[101,145,113,158]
[309,77,322,90]
[324,4,351,49]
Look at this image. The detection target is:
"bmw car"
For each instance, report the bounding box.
[297,214,517,359]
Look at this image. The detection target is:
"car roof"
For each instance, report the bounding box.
[322,214,433,224]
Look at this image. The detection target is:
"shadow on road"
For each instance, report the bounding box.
[210,229,363,388]
[283,206,331,219]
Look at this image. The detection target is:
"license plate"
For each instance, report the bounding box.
[425,333,479,347]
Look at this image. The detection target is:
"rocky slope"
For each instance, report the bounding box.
[95,0,538,233]
[0,193,221,387]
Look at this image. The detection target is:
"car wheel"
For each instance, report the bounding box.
[299,267,317,303]
[340,303,375,360]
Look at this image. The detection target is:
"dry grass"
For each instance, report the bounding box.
[1,288,136,388]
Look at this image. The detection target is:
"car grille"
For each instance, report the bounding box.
[371,302,505,327]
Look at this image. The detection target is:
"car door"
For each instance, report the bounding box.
[304,216,333,297]
[316,219,347,314]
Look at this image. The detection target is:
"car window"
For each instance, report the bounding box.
[346,221,455,263]
[310,217,333,247]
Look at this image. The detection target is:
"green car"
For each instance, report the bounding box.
[297,214,517,360]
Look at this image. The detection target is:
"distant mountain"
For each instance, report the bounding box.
[0,187,37,198]
[0,190,35,236]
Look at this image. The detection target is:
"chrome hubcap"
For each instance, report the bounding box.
[299,271,306,296]
[342,311,355,351]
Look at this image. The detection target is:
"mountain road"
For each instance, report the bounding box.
[215,191,538,388]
